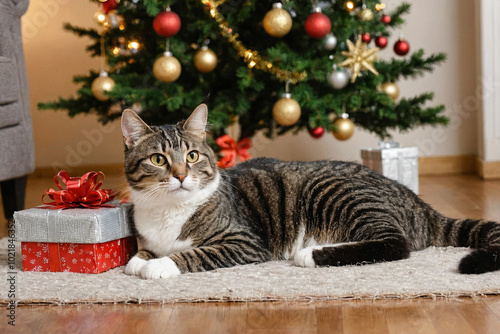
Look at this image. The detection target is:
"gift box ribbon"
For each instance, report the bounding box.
[42,170,115,209]
[48,244,61,272]
[216,135,252,168]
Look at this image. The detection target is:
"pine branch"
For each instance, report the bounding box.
[63,23,100,39]
[388,3,411,28]
[351,92,448,139]
[143,0,164,17]
[375,50,447,82]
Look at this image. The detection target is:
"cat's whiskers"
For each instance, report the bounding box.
[133,188,159,206]
[133,181,175,205]
[221,178,243,196]
[215,180,238,207]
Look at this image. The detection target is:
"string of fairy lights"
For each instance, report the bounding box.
[201,0,308,84]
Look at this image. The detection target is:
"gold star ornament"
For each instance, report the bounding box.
[339,35,379,83]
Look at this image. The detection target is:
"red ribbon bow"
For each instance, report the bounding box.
[216,135,252,168]
[42,171,115,209]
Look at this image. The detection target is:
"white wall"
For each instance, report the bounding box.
[23,0,123,174]
[477,0,500,162]
[22,0,480,172]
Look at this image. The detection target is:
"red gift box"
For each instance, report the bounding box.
[21,237,136,274]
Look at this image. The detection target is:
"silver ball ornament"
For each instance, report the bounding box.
[324,33,337,50]
[327,68,349,89]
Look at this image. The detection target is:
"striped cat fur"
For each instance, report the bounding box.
[121,104,500,279]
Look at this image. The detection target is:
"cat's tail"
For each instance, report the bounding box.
[435,216,500,274]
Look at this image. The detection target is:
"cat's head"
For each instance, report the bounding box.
[121,104,219,205]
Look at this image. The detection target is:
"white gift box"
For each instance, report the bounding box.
[361,145,419,194]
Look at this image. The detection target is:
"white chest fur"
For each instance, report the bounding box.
[130,174,221,257]
[133,204,195,257]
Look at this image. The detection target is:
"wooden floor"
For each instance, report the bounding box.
[1,173,500,333]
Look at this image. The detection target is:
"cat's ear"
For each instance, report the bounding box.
[121,109,153,148]
[183,104,208,141]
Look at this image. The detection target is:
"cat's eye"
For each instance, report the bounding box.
[186,151,199,163]
[150,153,167,166]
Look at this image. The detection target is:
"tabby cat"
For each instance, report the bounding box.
[121,104,500,279]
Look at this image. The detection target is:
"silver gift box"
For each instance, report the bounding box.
[14,204,133,244]
[361,146,419,194]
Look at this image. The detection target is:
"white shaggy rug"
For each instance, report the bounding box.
[0,238,499,305]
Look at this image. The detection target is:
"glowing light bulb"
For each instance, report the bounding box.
[248,61,256,68]
[128,41,140,50]
[97,13,107,22]
[344,1,355,12]
[112,47,120,55]
[94,12,109,25]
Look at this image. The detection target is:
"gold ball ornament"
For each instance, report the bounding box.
[272,94,301,126]
[153,51,181,83]
[263,3,293,38]
[380,82,399,101]
[91,71,115,101]
[194,46,218,73]
[358,8,374,21]
[333,114,355,140]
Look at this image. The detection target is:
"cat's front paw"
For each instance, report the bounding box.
[294,247,317,268]
[140,257,181,279]
[125,256,148,276]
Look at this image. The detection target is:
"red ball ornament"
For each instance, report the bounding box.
[153,9,181,38]
[304,9,331,39]
[102,0,118,14]
[394,38,410,56]
[375,36,388,49]
[361,32,371,44]
[308,126,325,139]
[381,14,391,25]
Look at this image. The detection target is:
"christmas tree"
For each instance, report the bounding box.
[38,0,447,166]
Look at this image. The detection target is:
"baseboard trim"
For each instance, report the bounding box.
[476,158,500,179]
[31,155,499,179]
[32,163,124,178]
[418,155,476,176]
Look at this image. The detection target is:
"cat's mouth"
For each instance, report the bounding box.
[174,184,191,192]
[157,181,189,191]
[157,179,193,193]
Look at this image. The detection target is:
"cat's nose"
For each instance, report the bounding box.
[171,163,187,183]
[174,174,186,183]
